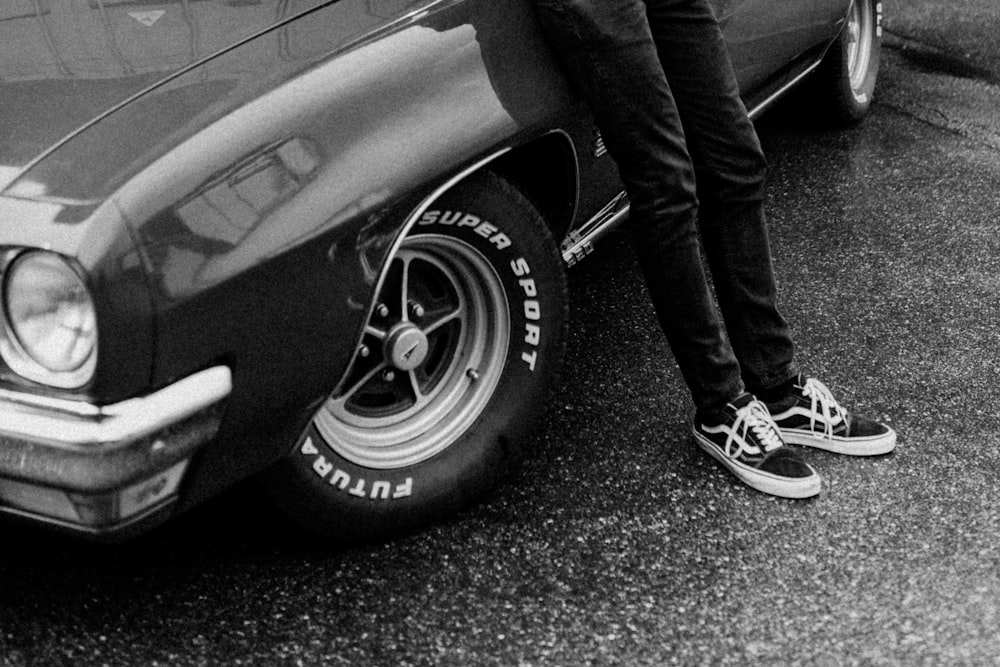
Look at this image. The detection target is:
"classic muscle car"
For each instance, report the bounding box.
[0,0,881,540]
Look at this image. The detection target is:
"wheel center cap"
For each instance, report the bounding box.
[385,323,429,371]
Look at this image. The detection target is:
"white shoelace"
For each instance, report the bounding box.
[801,377,847,438]
[726,399,783,459]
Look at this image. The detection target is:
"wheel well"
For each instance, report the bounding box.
[488,131,579,241]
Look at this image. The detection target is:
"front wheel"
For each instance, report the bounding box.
[265,172,568,542]
[808,0,883,125]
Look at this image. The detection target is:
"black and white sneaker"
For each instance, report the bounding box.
[693,393,821,499]
[766,375,896,456]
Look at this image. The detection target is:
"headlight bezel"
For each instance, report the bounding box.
[0,249,98,389]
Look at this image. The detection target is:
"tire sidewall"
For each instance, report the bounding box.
[837,0,882,117]
[275,174,566,540]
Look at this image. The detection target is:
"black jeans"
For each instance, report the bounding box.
[532,0,799,417]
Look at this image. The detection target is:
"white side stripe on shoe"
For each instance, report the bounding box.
[770,378,847,439]
[702,400,784,459]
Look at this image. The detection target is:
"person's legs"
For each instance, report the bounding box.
[643,0,798,396]
[529,0,892,486]
[531,0,821,499]
[642,0,895,456]
[531,0,743,417]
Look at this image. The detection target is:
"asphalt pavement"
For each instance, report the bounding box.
[3,1,1000,665]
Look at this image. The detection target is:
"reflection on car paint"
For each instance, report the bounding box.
[176,138,322,246]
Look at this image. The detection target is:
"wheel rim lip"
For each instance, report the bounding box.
[847,0,874,90]
[315,234,510,469]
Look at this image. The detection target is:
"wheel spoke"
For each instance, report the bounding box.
[399,254,412,322]
[333,360,388,407]
[365,324,387,340]
[406,370,425,405]
[423,303,464,336]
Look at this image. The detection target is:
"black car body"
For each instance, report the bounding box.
[0,0,881,539]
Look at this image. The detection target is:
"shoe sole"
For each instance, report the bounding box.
[692,430,821,499]
[780,427,896,456]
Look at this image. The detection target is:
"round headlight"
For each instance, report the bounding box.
[4,252,96,380]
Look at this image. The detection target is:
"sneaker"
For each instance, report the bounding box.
[766,375,896,456]
[693,393,821,499]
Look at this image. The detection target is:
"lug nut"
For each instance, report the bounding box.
[408,301,425,319]
[376,303,389,318]
[358,345,370,358]
[382,370,396,382]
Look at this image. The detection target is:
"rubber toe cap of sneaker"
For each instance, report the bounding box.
[847,414,892,438]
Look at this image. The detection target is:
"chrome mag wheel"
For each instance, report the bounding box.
[846,0,875,93]
[265,171,568,542]
[315,234,510,469]
[804,0,882,125]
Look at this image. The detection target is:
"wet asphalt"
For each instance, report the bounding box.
[3,1,1000,665]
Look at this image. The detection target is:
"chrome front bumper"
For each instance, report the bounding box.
[0,366,232,533]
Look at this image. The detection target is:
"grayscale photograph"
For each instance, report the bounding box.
[0,0,997,664]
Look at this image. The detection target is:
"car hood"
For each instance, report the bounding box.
[0,0,440,197]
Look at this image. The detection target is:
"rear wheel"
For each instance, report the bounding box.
[266,172,568,542]
[808,0,882,124]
